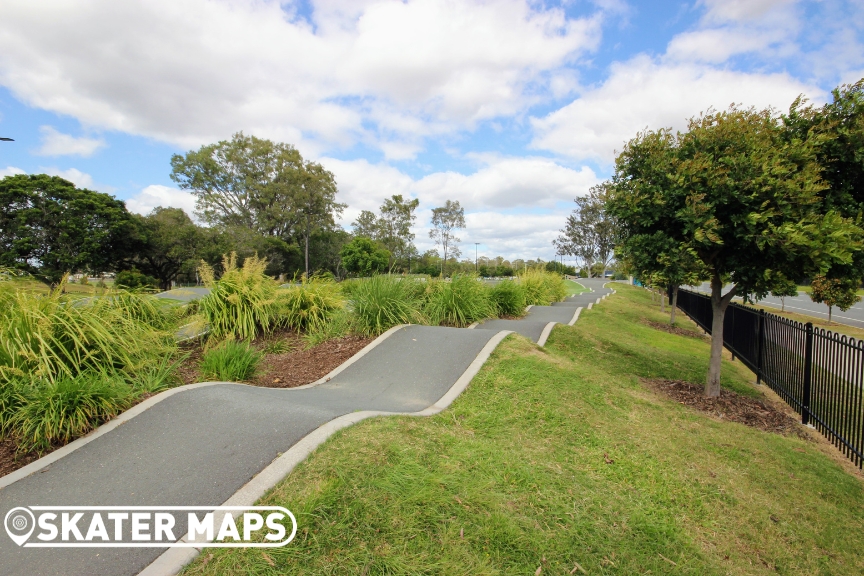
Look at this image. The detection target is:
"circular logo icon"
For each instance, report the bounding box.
[4,507,35,546]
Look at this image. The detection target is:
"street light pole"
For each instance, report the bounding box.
[475,243,479,272]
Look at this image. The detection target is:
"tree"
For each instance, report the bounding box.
[554,184,616,277]
[295,161,346,278]
[608,106,862,397]
[378,194,420,266]
[170,132,303,237]
[340,237,390,276]
[352,210,380,238]
[115,269,158,291]
[133,207,204,290]
[0,174,138,285]
[766,272,798,312]
[429,200,465,276]
[809,275,861,323]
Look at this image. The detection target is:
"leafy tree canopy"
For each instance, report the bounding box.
[0,174,138,285]
[340,237,390,276]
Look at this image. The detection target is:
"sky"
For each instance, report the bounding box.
[0,0,862,263]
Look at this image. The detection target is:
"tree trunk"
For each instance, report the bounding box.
[670,285,678,325]
[706,276,735,398]
[829,305,833,324]
[660,289,666,313]
[304,231,310,279]
[781,297,785,312]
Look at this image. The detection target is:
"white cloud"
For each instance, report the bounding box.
[0,166,25,177]
[530,55,820,164]
[41,167,95,188]
[0,0,602,156]
[36,125,106,157]
[124,184,197,217]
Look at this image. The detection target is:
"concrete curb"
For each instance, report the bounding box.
[587,302,593,310]
[536,322,557,347]
[139,329,514,576]
[0,325,408,490]
[568,307,583,326]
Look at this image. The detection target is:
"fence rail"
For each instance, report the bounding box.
[673,287,864,468]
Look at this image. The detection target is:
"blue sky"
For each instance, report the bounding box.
[1,0,862,261]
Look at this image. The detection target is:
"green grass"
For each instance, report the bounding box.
[564,279,589,295]
[489,279,527,317]
[184,285,864,575]
[423,275,496,327]
[199,340,263,382]
[348,275,426,336]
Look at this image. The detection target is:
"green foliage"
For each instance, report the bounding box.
[348,275,425,336]
[8,373,135,453]
[199,340,263,382]
[115,269,158,291]
[133,207,204,290]
[198,253,279,340]
[261,339,293,355]
[423,274,495,327]
[489,279,527,317]
[302,308,353,348]
[0,278,175,384]
[0,174,139,285]
[340,237,391,276]
[519,268,567,306]
[809,275,862,313]
[277,276,344,332]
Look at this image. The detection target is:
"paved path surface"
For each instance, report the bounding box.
[0,280,613,576]
[688,283,864,330]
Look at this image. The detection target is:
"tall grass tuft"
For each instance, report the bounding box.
[199,340,263,382]
[519,269,568,306]
[424,274,496,327]
[303,308,354,348]
[348,275,425,336]
[278,276,345,332]
[0,277,175,384]
[490,279,527,317]
[9,373,135,453]
[199,253,279,340]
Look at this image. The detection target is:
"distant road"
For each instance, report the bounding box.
[687,283,864,330]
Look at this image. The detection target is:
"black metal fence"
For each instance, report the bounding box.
[674,287,864,468]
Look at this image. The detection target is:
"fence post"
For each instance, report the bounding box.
[755,309,765,384]
[802,322,813,426]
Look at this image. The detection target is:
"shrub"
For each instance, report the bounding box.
[519,269,567,306]
[0,278,175,384]
[198,253,279,340]
[9,373,135,453]
[340,237,391,276]
[278,276,345,332]
[424,274,496,327]
[348,275,425,336]
[115,269,158,291]
[199,340,262,382]
[490,279,527,317]
[302,308,353,348]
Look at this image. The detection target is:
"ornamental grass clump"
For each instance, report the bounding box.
[278,275,345,332]
[489,279,527,317]
[199,340,263,382]
[423,274,496,327]
[348,275,425,336]
[198,253,279,341]
[7,373,136,453]
[0,277,175,384]
[519,268,567,306]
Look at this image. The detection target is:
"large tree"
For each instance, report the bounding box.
[0,174,138,285]
[429,200,465,276]
[295,161,345,277]
[170,132,303,237]
[609,106,862,397]
[378,194,420,266]
[554,184,616,277]
[133,207,204,290]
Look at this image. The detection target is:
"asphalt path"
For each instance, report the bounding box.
[0,279,613,575]
[688,283,864,330]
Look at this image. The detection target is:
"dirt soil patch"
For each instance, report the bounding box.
[642,318,708,340]
[643,378,806,437]
[252,335,372,388]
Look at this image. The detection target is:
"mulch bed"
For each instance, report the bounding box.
[251,335,372,388]
[642,318,709,340]
[0,332,373,479]
[643,378,807,437]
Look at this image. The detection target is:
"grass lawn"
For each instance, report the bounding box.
[731,298,864,341]
[184,285,864,575]
[564,279,589,295]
